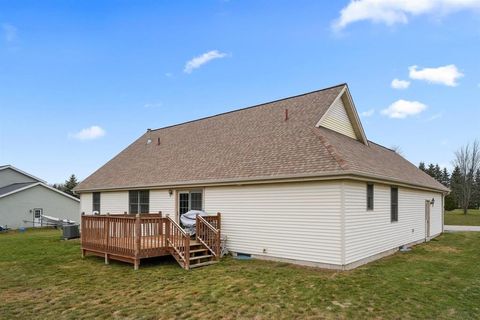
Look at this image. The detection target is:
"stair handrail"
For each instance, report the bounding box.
[196,214,220,259]
[166,216,190,269]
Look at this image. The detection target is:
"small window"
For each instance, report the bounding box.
[391,187,398,222]
[34,208,43,218]
[129,190,149,214]
[92,192,101,213]
[366,183,374,210]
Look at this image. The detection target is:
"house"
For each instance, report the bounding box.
[0,165,80,229]
[75,83,449,270]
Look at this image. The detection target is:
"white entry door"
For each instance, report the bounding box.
[33,208,43,227]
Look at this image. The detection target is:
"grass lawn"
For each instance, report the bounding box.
[1,229,479,319]
[445,209,480,226]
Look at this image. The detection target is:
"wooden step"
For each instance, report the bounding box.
[189,260,218,269]
[189,254,213,261]
[190,248,208,254]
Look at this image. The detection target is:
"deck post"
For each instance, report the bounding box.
[165,214,170,248]
[134,213,141,270]
[185,233,190,270]
[105,213,110,254]
[80,212,85,257]
[217,212,221,260]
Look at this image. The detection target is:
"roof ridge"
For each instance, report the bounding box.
[149,83,347,132]
[313,128,350,171]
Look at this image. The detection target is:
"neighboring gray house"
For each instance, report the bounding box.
[0,165,80,229]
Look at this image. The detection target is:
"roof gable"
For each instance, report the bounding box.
[0,165,46,188]
[316,86,368,145]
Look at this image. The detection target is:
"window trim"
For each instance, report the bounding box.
[178,189,204,217]
[366,183,374,211]
[92,192,101,213]
[129,190,150,214]
[391,187,398,222]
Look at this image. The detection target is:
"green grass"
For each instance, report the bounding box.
[445,209,480,226]
[1,229,479,319]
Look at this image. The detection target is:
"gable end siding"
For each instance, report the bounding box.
[0,168,39,189]
[319,96,358,140]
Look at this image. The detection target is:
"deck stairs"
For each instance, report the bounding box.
[169,239,218,269]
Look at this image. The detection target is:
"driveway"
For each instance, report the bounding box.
[444,225,480,232]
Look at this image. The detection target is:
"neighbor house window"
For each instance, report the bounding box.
[367,183,374,210]
[391,187,398,222]
[92,192,101,213]
[129,190,149,214]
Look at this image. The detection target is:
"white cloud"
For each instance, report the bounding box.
[409,64,463,86]
[184,50,228,74]
[360,109,375,117]
[333,0,480,30]
[426,112,443,121]
[391,78,411,89]
[2,23,17,42]
[144,102,162,108]
[381,99,428,119]
[71,126,106,140]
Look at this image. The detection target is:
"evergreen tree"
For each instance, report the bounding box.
[472,169,480,209]
[450,166,463,209]
[434,164,442,182]
[53,174,80,198]
[419,162,426,172]
[426,163,436,178]
[441,168,450,187]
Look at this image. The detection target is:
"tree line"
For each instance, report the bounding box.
[52,174,80,199]
[419,140,480,214]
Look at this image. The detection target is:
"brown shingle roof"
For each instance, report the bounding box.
[75,84,448,193]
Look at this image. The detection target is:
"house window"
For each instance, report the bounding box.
[92,192,101,213]
[366,183,374,210]
[129,190,149,214]
[391,187,398,222]
[178,190,203,216]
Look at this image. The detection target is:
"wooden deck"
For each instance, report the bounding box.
[81,213,221,270]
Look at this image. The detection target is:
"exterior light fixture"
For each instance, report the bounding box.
[430,198,435,206]
[168,189,173,196]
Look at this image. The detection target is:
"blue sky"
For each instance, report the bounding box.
[0,0,479,183]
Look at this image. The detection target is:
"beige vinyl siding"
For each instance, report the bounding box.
[150,190,175,217]
[100,191,129,214]
[344,181,442,264]
[319,96,357,139]
[204,181,343,265]
[80,193,93,215]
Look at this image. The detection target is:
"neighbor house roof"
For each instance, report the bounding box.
[0,165,47,184]
[0,182,36,197]
[75,84,448,193]
[0,182,80,202]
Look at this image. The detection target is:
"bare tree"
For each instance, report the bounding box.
[453,140,480,214]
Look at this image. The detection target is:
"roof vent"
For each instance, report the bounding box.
[146,129,152,145]
[284,109,289,121]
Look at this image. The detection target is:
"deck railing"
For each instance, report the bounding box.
[81,213,167,269]
[165,216,190,269]
[196,213,221,259]
[81,212,221,270]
